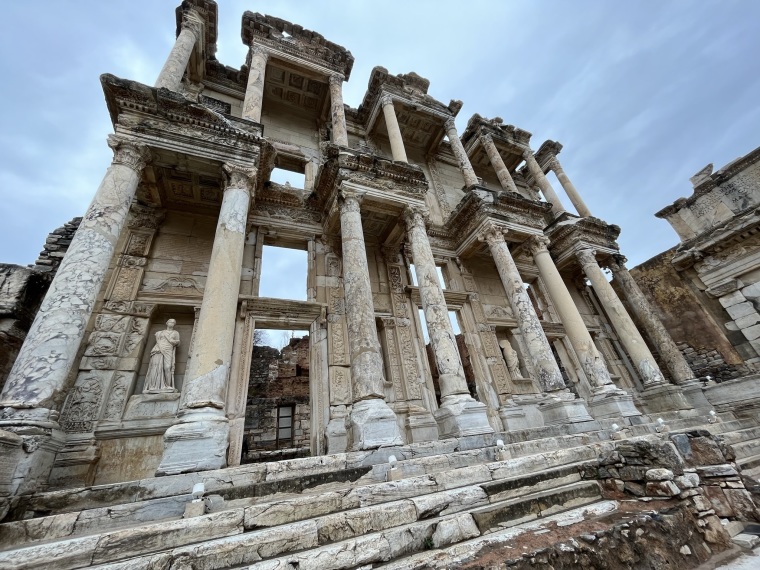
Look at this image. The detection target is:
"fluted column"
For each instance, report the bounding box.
[405,207,492,437]
[0,135,150,493]
[328,74,348,147]
[527,236,615,391]
[381,95,408,163]
[548,157,591,217]
[339,191,403,449]
[523,150,566,216]
[158,163,256,475]
[479,224,565,393]
[242,45,268,123]
[445,119,479,187]
[608,256,695,384]
[155,11,202,91]
[481,134,518,193]
[577,248,665,387]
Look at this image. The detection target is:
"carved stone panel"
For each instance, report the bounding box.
[329,366,351,405]
[60,373,107,433]
[327,318,349,366]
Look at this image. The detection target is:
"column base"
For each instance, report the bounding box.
[434,394,494,439]
[405,406,439,444]
[539,391,598,429]
[156,411,229,476]
[638,382,695,415]
[679,379,713,413]
[349,399,404,450]
[0,408,65,498]
[587,386,643,420]
[498,395,545,431]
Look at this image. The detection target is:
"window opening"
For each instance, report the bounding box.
[260,245,307,301]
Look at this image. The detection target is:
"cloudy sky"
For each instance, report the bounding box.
[2,0,759,276]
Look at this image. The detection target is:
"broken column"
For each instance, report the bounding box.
[481,133,518,193]
[157,163,256,475]
[479,222,593,426]
[340,190,403,449]
[405,207,493,437]
[527,236,641,420]
[523,150,567,217]
[445,119,479,188]
[328,74,349,147]
[0,135,150,494]
[242,45,268,123]
[381,95,408,163]
[155,9,203,91]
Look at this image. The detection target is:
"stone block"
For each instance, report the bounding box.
[743,324,760,341]
[184,499,205,518]
[735,312,760,329]
[645,480,680,497]
[697,464,738,478]
[703,486,735,517]
[732,533,759,549]
[675,473,700,489]
[726,302,757,320]
[431,514,480,548]
[723,488,760,521]
[646,468,674,481]
[719,291,747,308]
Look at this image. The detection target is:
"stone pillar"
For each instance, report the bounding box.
[608,256,707,411]
[528,237,641,419]
[242,45,268,123]
[548,157,591,217]
[381,95,408,163]
[329,74,349,147]
[155,11,202,91]
[523,150,566,217]
[577,248,665,388]
[481,134,517,193]
[339,191,403,449]
[405,207,492,437]
[157,163,256,475]
[0,135,150,494]
[480,224,594,426]
[445,119,479,188]
[479,225,564,393]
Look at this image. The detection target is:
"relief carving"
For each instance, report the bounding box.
[103,373,130,420]
[60,376,104,433]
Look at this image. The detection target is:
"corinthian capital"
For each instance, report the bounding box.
[338,189,363,214]
[222,162,257,194]
[479,133,494,148]
[107,135,151,172]
[444,118,457,133]
[379,94,394,108]
[402,205,429,231]
[576,248,598,269]
[606,253,628,272]
[547,157,561,172]
[476,220,508,245]
[181,10,204,38]
[328,73,344,87]
[525,235,551,256]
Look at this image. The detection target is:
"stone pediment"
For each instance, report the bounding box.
[241,12,354,78]
[101,74,263,164]
[447,188,552,253]
[314,146,428,210]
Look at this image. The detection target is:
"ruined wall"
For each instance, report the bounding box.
[243,336,311,460]
[629,248,749,381]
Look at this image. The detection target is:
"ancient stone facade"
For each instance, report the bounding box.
[632,145,760,416]
[0,0,743,507]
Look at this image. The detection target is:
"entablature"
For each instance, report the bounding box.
[461,114,532,173]
[545,216,621,271]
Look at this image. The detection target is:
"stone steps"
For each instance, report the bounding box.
[86,481,603,570]
[0,436,614,569]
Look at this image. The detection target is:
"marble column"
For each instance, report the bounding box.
[523,150,566,217]
[528,237,641,419]
[445,119,479,188]
[242,45,268,123]
[577,248,665,387]
[329,74,349,147]
[527,236,614,390]
[480,224,594,426]
[608,256,706,411]
[0,135,150,494]
[548,157,591,217]
[479,225,564,393]
[381,95,408,163]
[339,191,403,449]
[157,163,256,475]
[155,11,202,91]
[481,134,517,193]
[405,207,492,437]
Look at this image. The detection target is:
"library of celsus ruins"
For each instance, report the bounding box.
[2,2,760,568]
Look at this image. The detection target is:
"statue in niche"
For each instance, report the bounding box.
[143,319,180,393]
[499,340,523,380]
